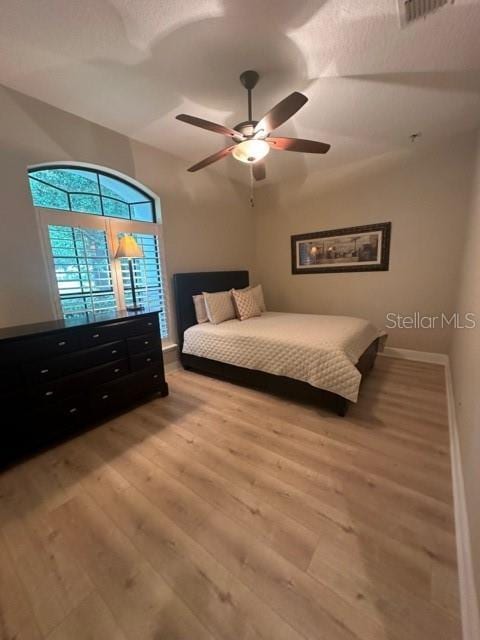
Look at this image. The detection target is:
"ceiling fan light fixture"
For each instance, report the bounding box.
[232,139,270,164]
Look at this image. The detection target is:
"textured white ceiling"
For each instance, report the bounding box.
[1,0,480,185]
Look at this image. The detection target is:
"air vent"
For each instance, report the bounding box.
[399,0,452,25]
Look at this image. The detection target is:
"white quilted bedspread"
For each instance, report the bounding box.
[183,312,385,402]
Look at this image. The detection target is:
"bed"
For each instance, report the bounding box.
[173,270,383,416]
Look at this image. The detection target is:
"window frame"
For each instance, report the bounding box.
[28,163,157,223]
[30,163,173,345]
[36,208,173,343]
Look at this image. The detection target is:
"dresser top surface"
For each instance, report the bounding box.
[0,308,162,343]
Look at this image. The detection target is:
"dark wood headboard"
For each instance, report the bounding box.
[173,270,249,347]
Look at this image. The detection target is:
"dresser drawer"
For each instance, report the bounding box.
[89,375,137,413]
[130,347,163,372]
[80,322,129,347]
[30,378,68,406]
[23,358,63,383]
[134,365,168,397]
[75,341,127,372]
[31,395,88,433]
[127,333,160,355]
[80,315,160,347]
[127,314,159,336]
[22,331,80,361]
[54,395,89,428]
[74,358,129,388]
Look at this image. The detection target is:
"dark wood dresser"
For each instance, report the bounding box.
[0,309,168,464]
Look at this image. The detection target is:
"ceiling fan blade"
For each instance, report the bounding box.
[252,161,266,181]
[268,137,331,154]
[187,145,236,172]
[254,92,308,136]
[176,114,241,139]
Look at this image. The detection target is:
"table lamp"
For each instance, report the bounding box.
[115,235,144,311]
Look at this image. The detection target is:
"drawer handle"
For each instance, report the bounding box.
[147,322,153,326]
[111,349,118,355]
[58,341,66,347]
[69,407,77,414]
[114,368,121,373]
[146,357,152,363]
[40,368,49,374]
[144,340,149,345]
[45,391,54,397]
[153,374,159,379]
[102,394,109,400]
[92,333,100,339]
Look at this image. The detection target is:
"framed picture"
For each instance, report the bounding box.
[291,222,391,274]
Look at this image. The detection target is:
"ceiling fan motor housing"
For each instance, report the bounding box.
[233,120,259,141]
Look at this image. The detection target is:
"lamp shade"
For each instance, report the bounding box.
[114,235,143,259]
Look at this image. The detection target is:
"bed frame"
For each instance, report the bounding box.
[173,270,379,416]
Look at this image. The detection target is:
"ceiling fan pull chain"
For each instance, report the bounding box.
[249,166,255,208]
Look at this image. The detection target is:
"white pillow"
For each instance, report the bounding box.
[203,290,236,324]
[232,288,261,321]
[239,284,266,312]
[192,294,209,324]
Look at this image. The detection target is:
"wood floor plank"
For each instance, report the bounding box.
[87,410,436,640]
[192,510,388,640]
[44,442,306,640]
[0,464,94,637]
[145,386,455,528]
[431,563,461,617]
[0,356,461,640]
[86,477,306,640]
[46,591,128,640]
[173,369,451,461]
[132,401,454,597]
[308,551,460,640]
[0,534,43,640]
[172,373,452,499]
[85,429,380,640]
[136,400,457,573]
[102,416,319,571]
[48,493,215,640]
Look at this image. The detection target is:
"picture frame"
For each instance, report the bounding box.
[291,222,391,274]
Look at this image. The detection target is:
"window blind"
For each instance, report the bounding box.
[48,225,117,317]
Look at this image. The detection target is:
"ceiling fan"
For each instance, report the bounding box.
[176,70,331,182]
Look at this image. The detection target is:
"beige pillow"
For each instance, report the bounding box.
[250,284,266,312]
[192,294,208,324]
[203,290,236,324]
[232,288,261,321]
[238,284,266,312]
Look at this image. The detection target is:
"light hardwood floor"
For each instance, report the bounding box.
[0,356,461,640]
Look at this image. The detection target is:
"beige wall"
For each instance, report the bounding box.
[255,135,476,353]
[450,129,480,610]
[0,85,256,339]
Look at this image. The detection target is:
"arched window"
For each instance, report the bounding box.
[29,164,169,340]
[29,166,155,222]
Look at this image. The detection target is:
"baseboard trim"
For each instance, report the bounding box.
[379,346,448,365]
[445,360,480,640]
